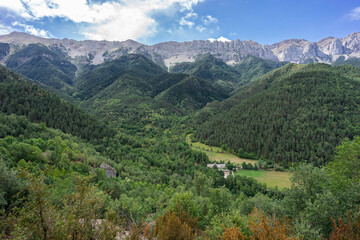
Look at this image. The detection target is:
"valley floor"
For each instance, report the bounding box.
[186,134,292,189]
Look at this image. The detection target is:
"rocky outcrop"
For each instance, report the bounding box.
[100,163,117,178]
[148,39,278,67]
[318,37,344,55]
[0,31,359,67]
[0,32,142,65]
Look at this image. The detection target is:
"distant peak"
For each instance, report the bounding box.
[318,36,336,41]
[8,31,31,36]
[123,39,139,44]
[344,32,360,38]
[208,36,231,43]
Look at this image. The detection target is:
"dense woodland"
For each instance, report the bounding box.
[0,45,360,239]
[194,64,360,165]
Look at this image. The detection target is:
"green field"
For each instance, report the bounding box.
[186,134,257,165]
[186,134,292,189]
[235,170,292,189]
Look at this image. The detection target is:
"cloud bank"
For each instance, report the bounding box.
[0,0,215,41]
[348,6,360,21]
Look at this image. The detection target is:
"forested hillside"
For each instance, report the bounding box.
[0,43,10,60]
[0,67,289,239]
[0,66,114,143]
[74,54,166,100]
[1,47,360,240]
[1,111,360,239]
[170,55,286,94]
[156,76,229,112]
[194,63,360,165]
[333,56,360,69]
[5,44,77,93]
[170,54,242,92]
[232,55,287,87]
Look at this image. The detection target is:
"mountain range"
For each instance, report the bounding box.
[0,31,360,166]
[0,32,360,69]
[1,29,360,239]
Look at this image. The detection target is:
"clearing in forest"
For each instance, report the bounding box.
[186,134,292,189]
[235,170,292,189]
[186,134,257,165]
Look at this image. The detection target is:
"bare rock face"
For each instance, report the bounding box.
[0,31,359,67]
[341,32,360,58]
[147,39,278,67]
[271,39,330,63]
[100,163,117,178]
[318,37,344,55]
[0,32,142,65]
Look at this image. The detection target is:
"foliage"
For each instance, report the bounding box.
[0,159,22,210]
[232,55,287,88]
[195,63,360,165]
[333,56,360,69]
[0,43,10,59]
[0,66,115,144]
[220,226,247,240]
[329,212,360,240]
[248,208,299,240]
[6,44,77,92]
[170,54,242,92]
[283,139,360,238]
[326,136,360,187]
[156,75,229,112]
[75,54,166,100]
[1,49,360,240]
[12,172,119,239]
[153,201,201,240]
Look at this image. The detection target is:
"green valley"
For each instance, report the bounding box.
[235,170,292,189]
[1,40,360,240]
[186,134,292,189]
[186,134,257,165]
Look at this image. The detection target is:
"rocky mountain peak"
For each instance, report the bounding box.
[0,31,360,67]
[342,32,360,53]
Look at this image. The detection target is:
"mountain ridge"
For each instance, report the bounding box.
[0,31,359,68]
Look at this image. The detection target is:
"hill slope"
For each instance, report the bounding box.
[5,44,77,93]
[232,56,287,87]
[170,54,242,92]
[74,54,166,100]
[194,63,360,165]
[333,56,360,69]
[0,66,115,143]
[156,75,229,112]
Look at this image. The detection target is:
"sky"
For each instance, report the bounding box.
[0,0,359,45]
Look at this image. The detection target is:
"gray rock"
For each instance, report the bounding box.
[1,31,359,67]
[100,163,117,178]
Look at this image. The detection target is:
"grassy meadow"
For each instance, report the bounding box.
[235,170,292,189]
[186,134,257,164]
[187,134,292,189]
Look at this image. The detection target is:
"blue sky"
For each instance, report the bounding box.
[0,0,359,45]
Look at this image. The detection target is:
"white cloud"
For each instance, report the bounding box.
[20,0,118,23]
[179,11,198,28]
[348,6,360,20]
[179,0,203,11]
[12,21,53,38]
[179,18,194,28]
[0,24,16,35]
[0,0,24,14]
[83,7,156,41]
[203,15,218,25]
[196,25,206,32]
[208,36,231,43]
[0,0,207,41]
[229,32,237,37]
